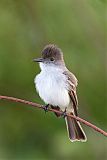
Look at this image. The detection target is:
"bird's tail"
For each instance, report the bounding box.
[65,113,87,142]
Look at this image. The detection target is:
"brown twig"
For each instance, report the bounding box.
[0,95,107,137]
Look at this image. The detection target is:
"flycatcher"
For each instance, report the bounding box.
[34,44,87,142]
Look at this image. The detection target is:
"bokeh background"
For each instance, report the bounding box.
[0,0,106,160]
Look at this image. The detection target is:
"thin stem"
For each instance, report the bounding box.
[0,95,107,137]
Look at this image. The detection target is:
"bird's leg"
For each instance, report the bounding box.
[61,108,67,118]
[43,104,50,113]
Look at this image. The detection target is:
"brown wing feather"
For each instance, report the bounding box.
[69,90,78,116]
[63,70,78,116]
[51,106,61,117]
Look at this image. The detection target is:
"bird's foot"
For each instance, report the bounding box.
[43,104,49,113]
[61,109,67,118]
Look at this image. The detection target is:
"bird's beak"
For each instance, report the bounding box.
[33,58,44,62]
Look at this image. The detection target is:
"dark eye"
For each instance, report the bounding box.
[50,57,55,61]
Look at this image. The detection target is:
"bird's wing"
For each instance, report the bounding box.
[63,70,78,116]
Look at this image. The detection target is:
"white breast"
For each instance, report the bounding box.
[34,63,70,110]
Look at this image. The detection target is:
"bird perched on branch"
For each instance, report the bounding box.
[34,44,87,142]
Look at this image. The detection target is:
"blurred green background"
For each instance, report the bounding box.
[0,0,106,160]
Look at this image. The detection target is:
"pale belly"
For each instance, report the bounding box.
[35,71,70,111]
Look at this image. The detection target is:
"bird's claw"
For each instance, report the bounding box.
[61,110,67,118]
[43,104,49,113]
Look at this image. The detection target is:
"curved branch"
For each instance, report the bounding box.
[0,95,107,137]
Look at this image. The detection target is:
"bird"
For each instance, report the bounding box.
[33,44,87,142]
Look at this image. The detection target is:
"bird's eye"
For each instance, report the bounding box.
[50,57,55,61]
